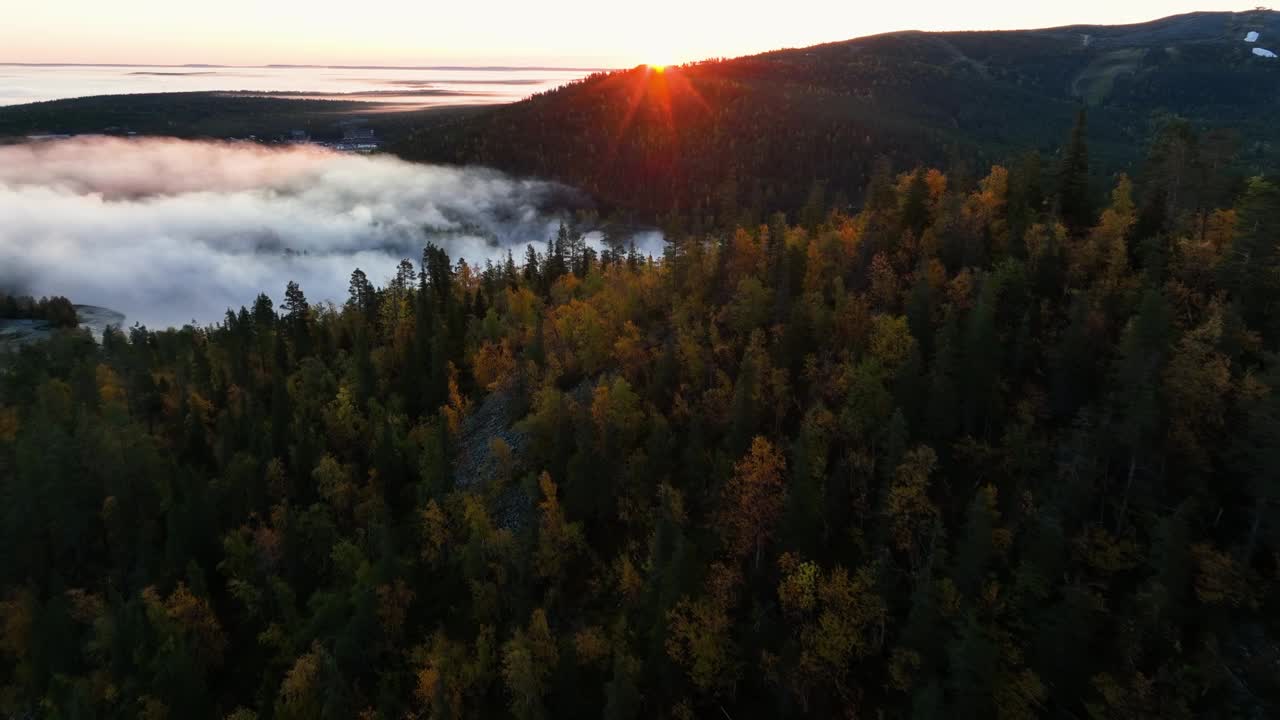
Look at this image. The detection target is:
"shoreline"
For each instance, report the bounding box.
[0,304,125,351]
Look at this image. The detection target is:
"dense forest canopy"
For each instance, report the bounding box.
[399,9,1280,222]
[2,111,1280,719]
[0,293,78,328]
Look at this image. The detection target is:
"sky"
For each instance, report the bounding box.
[0,1,1257,67]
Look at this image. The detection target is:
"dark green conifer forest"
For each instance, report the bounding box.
[3,115,1280,719]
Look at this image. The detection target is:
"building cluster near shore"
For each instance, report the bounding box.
[287,126,382,153]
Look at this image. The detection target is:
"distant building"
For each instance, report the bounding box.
[343,127,376,142]
[332,127,380,153]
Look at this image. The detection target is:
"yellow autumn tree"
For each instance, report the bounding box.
[502,609,559,720]
[590,376,644,452]
[804,564,886,689]
[547,299,612,376]
[142,582,227,671]
[611,320,648,384]
[868,252,900,310]
[869,314,918,374]
[419,498,450,565]
[666,563,741,694]
[721,436,787,566]
[1078,174,1136,291]
[441,362,470,436]
[275,642,326,720]
[726,226,764,288]
[376,579,415,640]
[1163,305,1232,470]
[534,472,584,582]
[96,364,126,406]
[772,556,886,709]
[0,407,18,443]
[965,165,1010,254]
[472,340,517,392]
[886,446,940,569]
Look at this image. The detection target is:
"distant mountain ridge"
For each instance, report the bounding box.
[398,9,1280,220]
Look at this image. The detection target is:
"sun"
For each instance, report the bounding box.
[602,59,708,149]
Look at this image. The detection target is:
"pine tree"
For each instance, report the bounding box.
[800,179,827,233]
[523,243,542,288]
[1109,286,1172,532]
[902,169,931,237]
[282,280,309,319]
[1220,178,1280,344]
[504,249,519,286]
[1058,108,1092,235]
[948,612,997,719]
[1008,150,1044,248]
[953,487,996,597]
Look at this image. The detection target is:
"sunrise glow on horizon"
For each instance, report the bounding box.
[0,0,1256,67]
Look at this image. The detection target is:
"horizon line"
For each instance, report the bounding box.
[0,62,618,72]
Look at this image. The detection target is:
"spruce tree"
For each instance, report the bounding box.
[1058,108,1092,235]
[901,168,931,237]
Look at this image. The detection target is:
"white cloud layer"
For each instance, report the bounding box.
[0,137,663,328]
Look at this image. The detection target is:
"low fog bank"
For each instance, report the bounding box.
[0,137,664,329]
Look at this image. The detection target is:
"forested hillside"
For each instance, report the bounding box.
[399,9,1280,221]
[3,116,1280,718]
[0,93,482,144]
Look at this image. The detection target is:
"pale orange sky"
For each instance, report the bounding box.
[0,1,1255,67]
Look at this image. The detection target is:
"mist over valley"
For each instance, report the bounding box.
[0,137,663,328]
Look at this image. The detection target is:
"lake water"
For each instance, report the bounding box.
[0,64,604,107]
